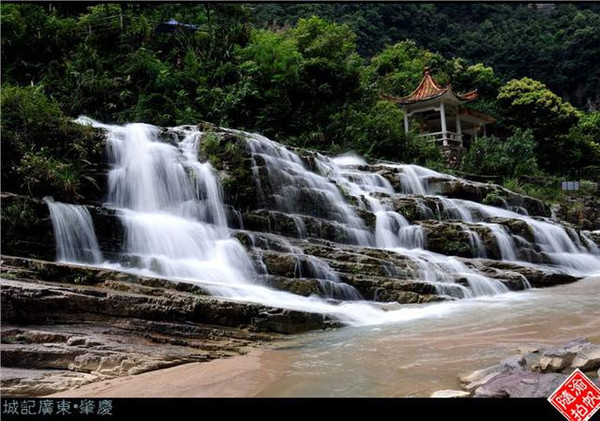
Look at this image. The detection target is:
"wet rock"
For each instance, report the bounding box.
[0,193,56,261]
[458,339,600,398]
[241,210,354,243]
[258,251,299,278]
[391,196,440,221]
[539,339,589,372]
[430,179,551,217]
[251,308,340,334]
[0,193,123,261]
[586,231,600,248]
[198,130,259,212]
[472,260,581,288]
[460,356,527,393]
[474,372,568,398]
[416,220,474,258]
[0,256,356,396]
[571,344,600,372]
[259,275,322,297]
[490,217,536,243]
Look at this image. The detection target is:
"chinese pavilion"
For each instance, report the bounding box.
[385,67,495,149]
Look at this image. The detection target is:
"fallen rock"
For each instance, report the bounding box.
[460,356,526,393]
[474,371,568,398]
[571,344,600,372]
[458,339,600,398]
[539,338,589,372]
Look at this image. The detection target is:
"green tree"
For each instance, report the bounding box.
[497,77,580,171]
[498,77,579,135]
[558,111,600,176]
[461,129,539,177]
[364,40,444,96]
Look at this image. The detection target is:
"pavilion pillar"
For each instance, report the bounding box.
[455,108,462,147]
[440,102,448,146]
[404,112,409,135]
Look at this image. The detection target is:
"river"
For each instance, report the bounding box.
[248,275,600,397]
[53,275,599,398]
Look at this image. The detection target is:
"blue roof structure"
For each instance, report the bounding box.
[156,19,198,33]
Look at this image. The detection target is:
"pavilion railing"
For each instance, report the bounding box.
[418,131,463,146]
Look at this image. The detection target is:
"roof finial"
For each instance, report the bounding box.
[423,66,431,75]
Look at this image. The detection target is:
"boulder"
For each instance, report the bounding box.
[458,339,600,398]
[460,356,526,392]
[571,344,600,372]
[474,372,568,398]
[539,338,589,372]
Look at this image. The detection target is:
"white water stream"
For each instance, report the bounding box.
[44,119,600,327]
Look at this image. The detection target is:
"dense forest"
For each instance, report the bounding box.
[2,3,599,206]
[252,3,600,110]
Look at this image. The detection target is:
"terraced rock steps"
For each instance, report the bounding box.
[0,255,340,396]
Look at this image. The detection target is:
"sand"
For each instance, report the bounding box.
[50,351,268,398]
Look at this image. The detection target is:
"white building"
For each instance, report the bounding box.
[386,67,495,149]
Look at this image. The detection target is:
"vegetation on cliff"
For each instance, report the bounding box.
[1,3,599,208]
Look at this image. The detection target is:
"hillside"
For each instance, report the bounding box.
[252,2,600,110]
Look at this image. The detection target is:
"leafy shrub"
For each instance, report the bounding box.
[461,129,538,178]
[1,84,103,201]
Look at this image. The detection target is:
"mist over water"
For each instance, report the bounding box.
[44,118,600,326]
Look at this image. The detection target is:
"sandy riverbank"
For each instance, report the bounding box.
[51,350,267,398]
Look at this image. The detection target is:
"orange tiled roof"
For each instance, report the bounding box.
[385,67,479,105]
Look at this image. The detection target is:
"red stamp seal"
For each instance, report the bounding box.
[548,369,600,421]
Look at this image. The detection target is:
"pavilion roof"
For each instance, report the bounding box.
[384,67,479,105]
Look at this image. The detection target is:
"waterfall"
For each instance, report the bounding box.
[44,197,103,264]
[40,117,600,327]
[454,199,600,272]
[466,229,487,258]
[315,154,515,295]
[102,123,257,292]
[71,119,379,325]
[484,223,518,261]
[243,132,373,246]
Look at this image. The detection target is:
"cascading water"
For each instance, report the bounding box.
[378,163,600,273]
[100,122,257,295]
[243,132,373,247]
[64,119,388,325]
[44,197,103,264]
[43,118,600,327]
[313,154,515,296]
